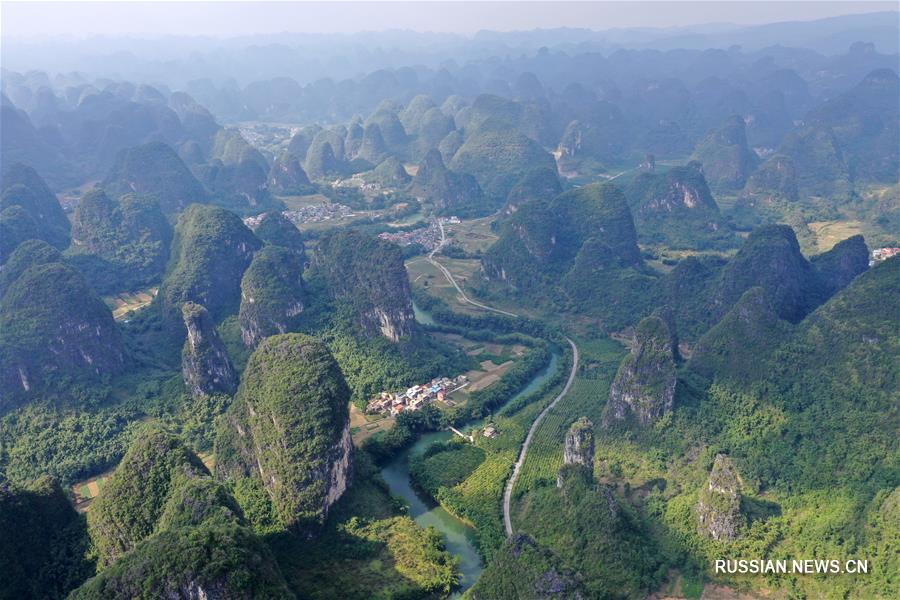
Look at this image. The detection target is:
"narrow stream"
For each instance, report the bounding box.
[382,303,560,595]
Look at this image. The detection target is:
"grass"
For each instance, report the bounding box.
[808,220,865,253]
[103,286,159,321]
[511,337,625,510]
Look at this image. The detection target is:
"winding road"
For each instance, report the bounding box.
[425,219,581,538]
[502,337,579,537]
[427,220,519,318]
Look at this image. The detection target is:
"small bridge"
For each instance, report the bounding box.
[448,426,474,443]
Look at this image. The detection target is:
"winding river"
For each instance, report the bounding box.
[382,303,561,595]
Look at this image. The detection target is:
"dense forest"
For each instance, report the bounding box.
[0,6,897,600]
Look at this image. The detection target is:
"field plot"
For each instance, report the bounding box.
[443,216,498,254]
[104,287,158,321]
[349,404,395,445]
[808,220,865,253]
[511,338,625,501]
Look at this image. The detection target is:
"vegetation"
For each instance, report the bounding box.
[69,190,172,293]
[239,245,305,347]
[159,203,261,325]
[215,334,351,531]
[102,142,206,214]
[0,476,93,599]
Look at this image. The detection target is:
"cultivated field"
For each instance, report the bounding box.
[104,287,158,321]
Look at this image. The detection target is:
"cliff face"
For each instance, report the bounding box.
[625,165,734,249]
[181,302,238,398]
[603,316,676,428]
[558,417,595,488]
[239,246,305,348]
[315,230,416,342]
[697,454,744,541]
[215,334,353,532]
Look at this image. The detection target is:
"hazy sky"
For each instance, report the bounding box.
[2,1,896,39]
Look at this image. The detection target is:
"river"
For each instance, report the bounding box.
[381,303,560,595]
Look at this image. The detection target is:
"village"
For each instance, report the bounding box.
[379,216,460,251]
[366,374,469,416]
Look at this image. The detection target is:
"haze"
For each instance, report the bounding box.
[3,1,896,38]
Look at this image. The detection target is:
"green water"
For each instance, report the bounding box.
[382,296,562,595]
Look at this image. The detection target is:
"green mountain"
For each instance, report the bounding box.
[774,125,851,199]
[86,428,217,566]
[0,239,61,294]
[315,230,416,341]
[739,153,799,207]
[356,123,389,165]
[69,190,172,292]
[399,94,438,134]
[365,104,408,154]
[556,108,628,174]
[0,476,92,599]
[304,129,347,180]
[0,163,70,252]
[267,152,312,195]
[450,121,556,206]
[159,204,262,326]
[365,156,412,188]
[689,286,793,383]
[409,149,485,216]
[286,124,323,163]
[810,234,870,295]
[469,534,586,600]
[691,115,760,191]
[806,69,899,185]
[0,259,125,405]
[250,211,305,257]
[103,142,207,215]
[503,167,561,214]
[712,224,826,323]
[239,246,305,348]
[77,427,292,599]
[625,165,735,249]
[215,334,352,532]
[484,182,642,291]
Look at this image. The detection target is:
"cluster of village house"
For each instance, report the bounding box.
[871,247,900,265]
[367,375,468,416]
[379,216,461,250]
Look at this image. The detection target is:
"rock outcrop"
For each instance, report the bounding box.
[558,417,595,487]
[697,454,744,541]
[181,302,238,398]
[215,334,353,532]
[625,164,734,249]
[603,316,676,428]
[315,230,416,341]
[239,246,305,347]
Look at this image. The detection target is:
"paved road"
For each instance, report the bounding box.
[503,337,579,537]
[427,219,519,318]
[423,219,580,537]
